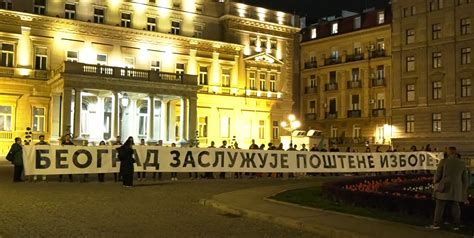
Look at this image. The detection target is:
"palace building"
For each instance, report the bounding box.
[391,0,474,151]
[299,8,393,147]
[0,0,300,154]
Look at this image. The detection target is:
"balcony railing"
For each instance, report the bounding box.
[347,110,362,118]
[370,49,386,58]
[324,57,342,66]
[304,61,317,69]
[0,66,49,80]
[371,78,386,87]
[57,61,197,85]
[346,54,364,62]
[305,113,317,121]
[305,86,317,94]
[325,83,338,91]
[326,112,338,119]
[0,131,13,140]
[372,108,386,117]
[347,80,362,89]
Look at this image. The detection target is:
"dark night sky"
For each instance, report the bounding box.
[238,0,391,24]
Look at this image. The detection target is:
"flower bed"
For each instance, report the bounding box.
[321,175,474,222]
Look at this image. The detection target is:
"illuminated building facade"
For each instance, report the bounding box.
[0,0,300,153]
[300,8,393,147]
[391,0,474,151]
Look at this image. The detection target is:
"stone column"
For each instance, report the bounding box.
[210,51,220,86]
[73,88,82,138]
[128,98,137,139]
[160,99,169,141]
[187,96,198,142]
[168,100,177,142]
[95,96,105,141]
[61,88,73,137]
[231,55,239,88]
[147,95,155,142]
[50,93,61,140]
[179,96,188,141]
[186,49,198,75]
[112,92,119,138]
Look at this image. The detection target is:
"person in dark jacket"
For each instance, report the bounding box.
[118,136,135,187]
[59,134,74,182]
[97,141,106,182]
[9,137,24,182]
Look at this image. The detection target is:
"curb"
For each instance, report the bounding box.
[199,198,369,238]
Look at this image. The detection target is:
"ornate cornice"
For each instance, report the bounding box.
[219,15,301,34]
[0,10,243,55]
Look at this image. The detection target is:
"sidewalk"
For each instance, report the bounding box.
[199,182,470,238]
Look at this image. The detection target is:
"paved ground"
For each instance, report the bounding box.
[0,162,319,238]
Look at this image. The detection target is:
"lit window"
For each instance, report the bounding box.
[138,106,148,136]
[121,12,132,28]
[432,52,442,69]
[94,8,105,24]
[311,28,317,39]
[0,43,14,67]
[461,78,471,97]
[461,112,471,132]
[351,95,360,110]
[66,50,78,62]
[429,0,443,11]
[272,121,279,140]
[259,73,266,91]
[461,18,471,35]
[406,29,415,44]
[308,100,316,113]
[377,11,385,24]
[331,23,338,34]
[352,68,360,81]
[199,66,208,85]
[171,20,181,35]
[258,120,265,139]
[432,24,441,40]
[147,17,157,31]
[32,107,45,132]
[406,115,415,133]
[35,47,47,70]
[0,105,12,131]
[376,65,385,79]
[249,72,256,90]
[175,63,185,78]
[406,56,415,72]
[65,3,76,19]
[432,81,442,99]
[407,84,415,101]
[222,69,230,87]
[432,113,442,132]
[34,0,46,15]
[354,16,361,29]
[353,125,361,138]
[198,117,208,138]
[269,74,276,92]
[309,75,317,87]
[461,47,471,65]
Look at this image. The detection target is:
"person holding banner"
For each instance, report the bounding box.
[118,137,135,187]
[33,135,48,182]
[97,141,106,182]
[59,134,74,182]
[170,143,178,181]
[8,137,24,182]
[137,139,146,181]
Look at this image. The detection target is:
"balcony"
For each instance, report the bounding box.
[347,110,362,118]
[347,80,362,89]
[305,113,317,121]
[0,66,49,80]
[57,61,197,85]
[324,57,342,66]
[304,61,317,69]
[372,108,386,117]
[370,49,386,58]
[326,112,338,119]
[305,86,317,94]
[371,78,386,87]
[325,83,338,91]
[346,54,364,62]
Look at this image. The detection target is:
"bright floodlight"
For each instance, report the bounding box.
[288,114,295,121]
[280,121,288,128]
[291,120,301,129]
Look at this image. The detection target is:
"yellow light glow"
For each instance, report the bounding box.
[139,45,149,59]
[133,0,147,13]
[276,12,285,25]
[288,114,295,121]
[211,52,220,85]
[246,89,251,96]
[18,68,30,76]
[109,0,122,8]
[255,36,262,53]
[231,88,238,95]
[267,91,272,98]
[164,45,173,56]
[236,3,247,17]
[257,91,262,97]
[280,121,287,128]
[157,0,171,17]
[256,7,267,21]
[243,45,251,56]
[212,86,219,93]
[182,0,195,12]
[277,92,282,98]
[17,27,32,67]
[291,121,301,129]
[81,42,96,64]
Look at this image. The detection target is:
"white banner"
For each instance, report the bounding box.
[22,145,443,175]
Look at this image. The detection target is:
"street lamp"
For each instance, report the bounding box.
[281,114,301,149]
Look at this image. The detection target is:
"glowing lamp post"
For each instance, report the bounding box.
[281,114,301,148]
